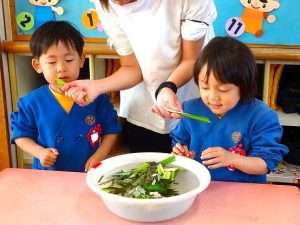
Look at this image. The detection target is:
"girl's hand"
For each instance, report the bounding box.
[38,148,59,168]
[151,88,182,119]
[172,143,195,159]
[201,147,235,169]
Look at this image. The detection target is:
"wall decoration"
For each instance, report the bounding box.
[11,0,107,42]
[240,0,280,38]
[214,0,300,46]
[28,0,64,29]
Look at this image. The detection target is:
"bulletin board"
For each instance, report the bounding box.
[213,1,300,46]
[10,0,107,42]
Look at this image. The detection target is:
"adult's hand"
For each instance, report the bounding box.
[62,79,101,106]
[151,87,183,119]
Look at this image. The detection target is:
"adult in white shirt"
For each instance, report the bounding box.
[62,0,217,153]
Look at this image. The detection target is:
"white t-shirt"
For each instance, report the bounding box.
[94,0,217,134]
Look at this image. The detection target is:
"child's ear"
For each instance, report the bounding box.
[32,58,43,73]
[80,54,86,68]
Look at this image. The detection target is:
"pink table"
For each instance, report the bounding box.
[0,168,299,225]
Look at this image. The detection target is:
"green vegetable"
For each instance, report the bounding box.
[166,108,210,123]
[98,155,184,199]
[159,154,175,166]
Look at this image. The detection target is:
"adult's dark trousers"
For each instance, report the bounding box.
[124,120,172,153]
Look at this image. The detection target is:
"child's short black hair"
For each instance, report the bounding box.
[193,36,257,103]
[30,21,84,59]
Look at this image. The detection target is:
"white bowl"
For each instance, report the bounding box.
[86,152,211,222]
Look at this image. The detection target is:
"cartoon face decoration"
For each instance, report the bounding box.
[29,0,60,6]
[240,0,280,13]
[240,0,280,37]
[29,0,64,29]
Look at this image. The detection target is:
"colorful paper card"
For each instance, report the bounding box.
[213,0,300,46]
[12,0,107,42]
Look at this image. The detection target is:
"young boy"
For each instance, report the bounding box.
[10,21,121,172]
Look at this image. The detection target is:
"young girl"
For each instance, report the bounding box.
[10,21,121,172]
[171,36,288,183]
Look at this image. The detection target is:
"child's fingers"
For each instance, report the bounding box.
[49,148,59,155]
[201,147,221,160]
[181,145,192,157]
[84,164,89,173]
[175,143,185,153]
[46,156,57,165]
[189,151,195,159]
[172,147,182,156]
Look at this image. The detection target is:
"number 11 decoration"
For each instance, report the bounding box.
[225,17,245,38]
[225,0,280,38]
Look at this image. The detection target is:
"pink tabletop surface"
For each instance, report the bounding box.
[0,168,299,225]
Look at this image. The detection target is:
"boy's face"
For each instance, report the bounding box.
[32,41,85,94]
[198,64,240,117]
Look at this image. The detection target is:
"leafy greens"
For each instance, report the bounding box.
[97,155,184,199]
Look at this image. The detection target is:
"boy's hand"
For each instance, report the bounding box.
[201,147,234,169]
[172,143,195,159]
[38,148,59,168]
[85,154,104,172]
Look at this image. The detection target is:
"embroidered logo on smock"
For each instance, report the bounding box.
[87,124,102,148]
[85,115,95,125]
[231,132,242,143]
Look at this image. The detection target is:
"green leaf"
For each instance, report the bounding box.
[55,77,66,87]
[98,155,184,198]
[159,155,175,166]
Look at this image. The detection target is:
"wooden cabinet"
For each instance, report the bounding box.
[247,45,300,127]
[0,47,12,170]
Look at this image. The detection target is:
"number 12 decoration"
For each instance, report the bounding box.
[225,0,280,38]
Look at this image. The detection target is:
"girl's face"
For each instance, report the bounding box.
[32,41,85,93]
[198,64,240,117]
[115,0,137,5]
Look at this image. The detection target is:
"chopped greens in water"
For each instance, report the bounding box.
[97,155,185,199]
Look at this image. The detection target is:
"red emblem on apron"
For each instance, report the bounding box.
[227,144,246,171]
[87,124,102,148]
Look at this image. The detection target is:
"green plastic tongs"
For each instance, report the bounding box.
[167,108,210,123]
[55,77,92,102]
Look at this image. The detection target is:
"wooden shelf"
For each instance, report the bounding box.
[249,44,300,62]
[2,41,300,61]
[1,40,118,56]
